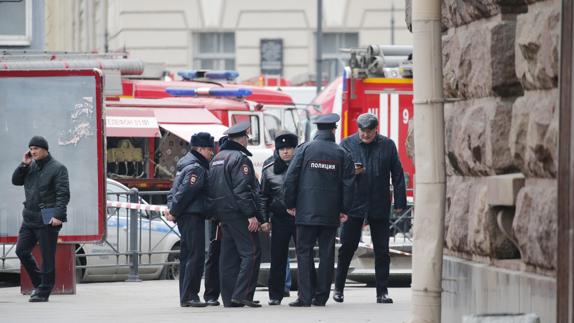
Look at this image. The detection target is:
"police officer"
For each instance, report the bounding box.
[283,114,355,307]
[13,136,70,302]
[202,217,221,306]
[333,113,407,304]
[207,121,265,308]
[201,136,230,307]
[260,131,298,305]
[166,132,214,307]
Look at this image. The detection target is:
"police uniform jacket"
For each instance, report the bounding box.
[340,133,407,219]
[260,151,292,222]
[167,150,210,219]
[283,130,355,227]
[12,154,70,226]
[207,140,264,223]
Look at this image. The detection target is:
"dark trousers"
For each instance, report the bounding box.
[335,216,390,296]
[16,224,60,298]
[219,218,261,307]
[296,225,337,305]
[203,220,220,302]
[268,216,296,301]
[176,214,205,303]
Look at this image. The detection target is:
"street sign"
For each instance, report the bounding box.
[260,39,283,75]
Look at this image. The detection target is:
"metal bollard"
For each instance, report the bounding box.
[126,188,142,282]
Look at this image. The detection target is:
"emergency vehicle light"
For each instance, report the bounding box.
[178,70,240,81]
[166,87,252,97]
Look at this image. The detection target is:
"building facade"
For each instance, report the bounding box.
[44,0,411,83]
[437,0,559,322]
[0,0,44,50]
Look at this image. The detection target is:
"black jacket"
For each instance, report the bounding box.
[207,140,264,223]
[12,154,70,226]
[283,130,355,227]
[340,133,407,219]
[166,150,210,219]
[260,151,292,223]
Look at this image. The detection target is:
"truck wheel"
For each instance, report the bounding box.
[75,246,86,283]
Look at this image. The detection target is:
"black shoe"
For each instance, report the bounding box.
[227,302,245,308]
[289,299,311,307]
[333,291,344,303]
[283,291,290,297]
[205,299,220,306]
[30,289,40,297]
[253,300,260,304]
[312,298,326,306]
[189,300,208,307]
[29,294,49,302]
[377,295,393,304]
[181,300,208,307]
[231,298,262,308]
[268,299,281,306]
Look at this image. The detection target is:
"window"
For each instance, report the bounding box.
[230,113,261,146]
[264,113,281,142]
[263,108,305,143]
[193,32,235,70]
[319,32,359,82]
[0,0,32,46]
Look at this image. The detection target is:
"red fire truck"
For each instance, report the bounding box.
[107,70,310,191]
[311,45,414,193]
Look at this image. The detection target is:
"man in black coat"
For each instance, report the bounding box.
[12,136,70,302]
[283,114,355,307]
[207,121,265,308]
[260,131,298,305]
[201,135,229,307]
[166,132,214,307]
[333,113,407,304]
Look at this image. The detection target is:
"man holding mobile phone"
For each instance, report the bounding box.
[12,136,70,302]
[334,113,407,304]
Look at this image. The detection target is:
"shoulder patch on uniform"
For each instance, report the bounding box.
[241,164,250,175]
[190,173,198,185]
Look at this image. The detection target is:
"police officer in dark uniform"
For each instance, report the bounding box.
[333,113,407,304]
[203,217,221,306]
[283,114,355,307]
[207,121,265,308]
[260,131,298,305]
[166,132,214,307]
[202,136,230,307]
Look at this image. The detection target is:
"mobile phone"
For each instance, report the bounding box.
[26,151,32,158]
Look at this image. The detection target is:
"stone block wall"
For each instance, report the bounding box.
[441,0,559,273]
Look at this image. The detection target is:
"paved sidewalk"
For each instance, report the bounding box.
[0,281,410,323]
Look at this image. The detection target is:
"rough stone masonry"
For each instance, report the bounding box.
[407,0,559,273]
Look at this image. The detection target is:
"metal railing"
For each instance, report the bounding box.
[3,187,415,280]
[0,243,18,274]
[74,189,179,281]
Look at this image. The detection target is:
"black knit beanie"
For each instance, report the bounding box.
[28,136,49,151]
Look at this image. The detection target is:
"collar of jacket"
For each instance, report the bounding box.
[220,139,253,156]
[272,150,289,174]
[190,150,210,169]
[314,130,336,142]
[355,133,383,146]
[35,153,52,169]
